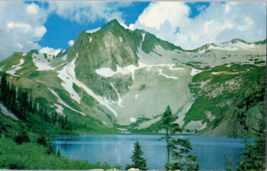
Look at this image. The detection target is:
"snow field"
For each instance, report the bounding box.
[96,61,184,82]
[32,53,55,71]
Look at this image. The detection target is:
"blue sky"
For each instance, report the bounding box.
[39,2,151,50]
[0,1,266,60]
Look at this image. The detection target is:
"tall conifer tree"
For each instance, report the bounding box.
[158,105,199,170]
[125,141,148,170]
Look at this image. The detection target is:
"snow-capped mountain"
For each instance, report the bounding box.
[0,19,265,136]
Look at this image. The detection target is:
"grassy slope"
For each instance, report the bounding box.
[0,137,122,170]
[185,64,266,137]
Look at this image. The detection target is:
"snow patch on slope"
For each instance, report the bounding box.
[0,103,18,120]
[142,33,146,42]
[59,58,118,117]
[205,111,216,121]
[86,27,100,33]
[32,53,55,71]
[57,61,81,104]
[54,103,64,115]
[211,71,239,75]
[48,88,85,116]
[6,59,24,75]
[95,68,116,77]
[39,47,61,56]
[110,83,123,107]
[130,117,136,122]
[96,62,183,82]
[95,62,145,82]
[158,69,178,79]
[191,68,202,76]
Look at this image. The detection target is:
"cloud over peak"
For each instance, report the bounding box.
[132,2,266,50]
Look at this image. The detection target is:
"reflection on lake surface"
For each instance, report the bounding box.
[51,134,252,170]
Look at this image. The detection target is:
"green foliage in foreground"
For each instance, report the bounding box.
[125,141,148,170]
[0,137,122,170]
[224,110,266,171]
[224,111,266,171]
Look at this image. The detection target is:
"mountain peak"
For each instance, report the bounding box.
[107,19,120,25]
[230,38,247,44]
[100,19,124,32]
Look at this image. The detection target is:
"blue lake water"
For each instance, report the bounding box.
[51,134,252,170]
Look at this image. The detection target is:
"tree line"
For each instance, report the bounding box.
[0,71,71,130]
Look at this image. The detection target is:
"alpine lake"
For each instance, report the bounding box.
[50,134,253,170]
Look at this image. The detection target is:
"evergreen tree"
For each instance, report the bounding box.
[14,121,30,144]
[64,115,68,129]
[158,105,198,171]
[0,114,7,137]
[0,72,8,103]
[166,138,199,170]
[36,133,49,147]
[125,141,148,170]
[57,148,61,157]
[10,84,17,112]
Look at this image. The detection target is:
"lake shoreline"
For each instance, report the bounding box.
[51,131,256,139]
[51,134,253,170]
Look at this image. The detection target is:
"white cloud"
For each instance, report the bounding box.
[138,2,190,31]
[132,2,266,49]
[68,40,74,47]
[27,3,39,15]
[7,22,32,32]
[129,24,135,30]
[0,1,48,60]
[39,47,61,56]
[48,1,132,24]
